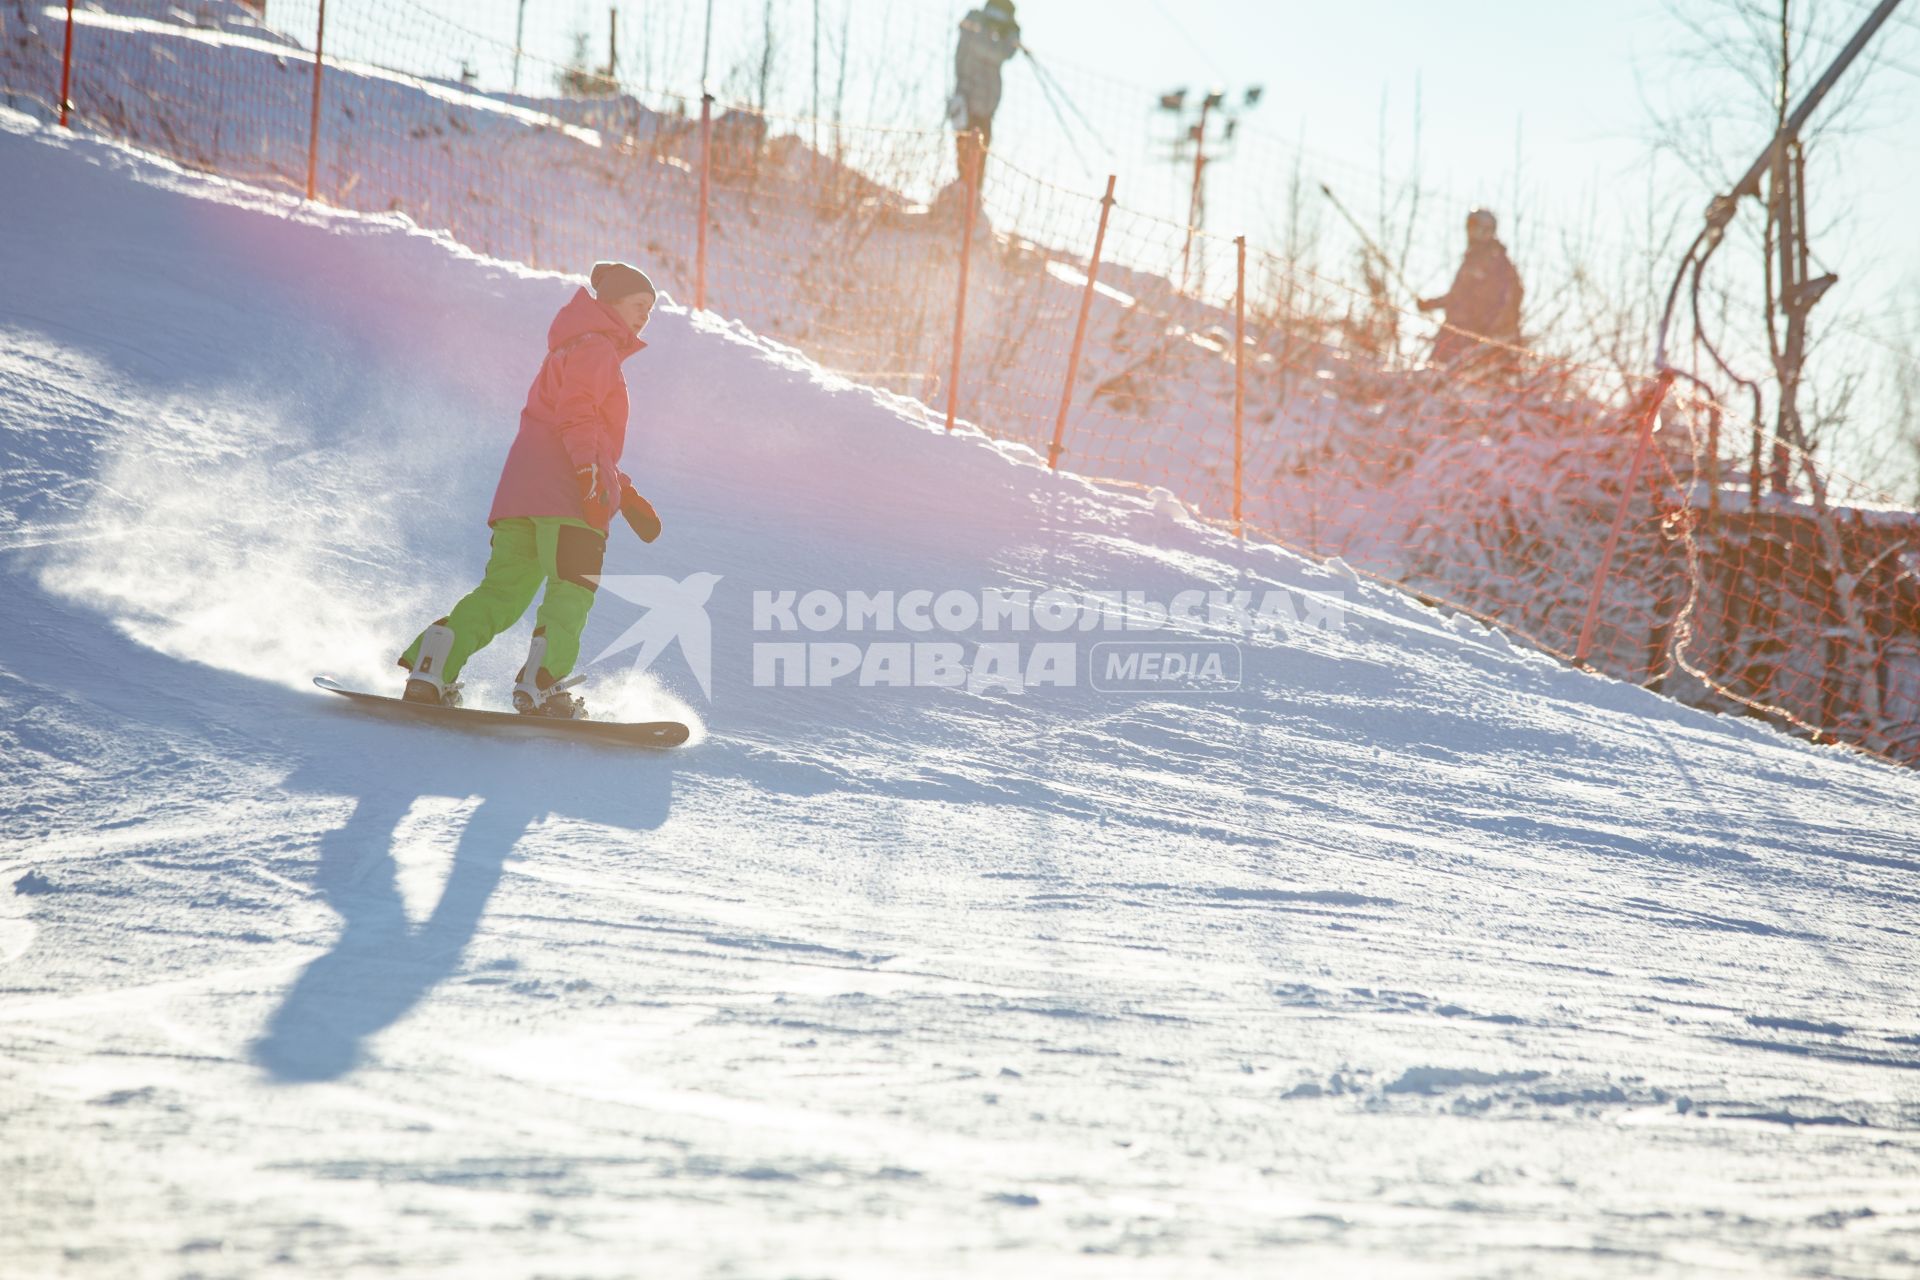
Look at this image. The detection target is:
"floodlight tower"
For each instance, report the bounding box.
[1158,84,1263,292]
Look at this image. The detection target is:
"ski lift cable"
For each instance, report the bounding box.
[1316,180,1421,303]
[1022,49,1118,161]
[1144,0,1227,78]
[1025,61,1100,181]
[1688,240,1767,432]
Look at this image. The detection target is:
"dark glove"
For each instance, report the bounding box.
[619,479,661,543]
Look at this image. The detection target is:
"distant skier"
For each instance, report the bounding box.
[397,262,663,718]
[1418,208,1523,372]
[949,0,1021,193]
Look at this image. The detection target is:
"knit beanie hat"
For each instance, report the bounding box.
[591,261,656,303]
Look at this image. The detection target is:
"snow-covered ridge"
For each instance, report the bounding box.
[43,3,607,145]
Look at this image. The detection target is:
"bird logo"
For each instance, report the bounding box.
[587,572,722,699]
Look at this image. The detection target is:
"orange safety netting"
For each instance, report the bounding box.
[6,0,1916,763]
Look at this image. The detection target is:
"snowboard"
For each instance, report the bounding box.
[313,676,690,749]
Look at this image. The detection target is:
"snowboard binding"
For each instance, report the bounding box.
[513,684,586,719]
[513,631,589,720]
[402,621,465,708]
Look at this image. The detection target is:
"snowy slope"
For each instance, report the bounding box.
[3,110,1920,1278]
[30,0,1911,753]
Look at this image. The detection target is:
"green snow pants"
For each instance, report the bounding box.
[399,516,605,685]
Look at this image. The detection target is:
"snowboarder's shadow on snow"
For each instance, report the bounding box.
[2,559,676,1088]
[250,705,676,1084]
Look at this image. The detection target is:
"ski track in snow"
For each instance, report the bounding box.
[2,109,1919,1277]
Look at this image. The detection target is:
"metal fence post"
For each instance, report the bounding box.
[944,131,983,433]
[1575,370,1674,666]
[305,0,327,201]
[1049,174,1116,469]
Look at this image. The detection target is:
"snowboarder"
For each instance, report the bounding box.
[1418,208,1523,373]
[949,0,1022,196]
[397,262,663,718]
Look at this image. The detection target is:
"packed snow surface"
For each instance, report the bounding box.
[1,111,1918,1277]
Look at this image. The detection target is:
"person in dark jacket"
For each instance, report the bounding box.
[1419,208,1523,370]
[950,0,1021,191]
[397,262,663,718]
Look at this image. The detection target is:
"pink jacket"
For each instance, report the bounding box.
[488,287,646,532]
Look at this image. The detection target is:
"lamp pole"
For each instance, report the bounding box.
[1158,84,1262,295]
[511,0,527,94]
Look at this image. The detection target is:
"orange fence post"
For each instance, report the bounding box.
[695,93,713,311]
[57,0,75,127]
[1574,370,1674,666]
[305,0,327,201]
[1233,234,1247,538]
[1048,174,1116,469]
[944,132,983,433]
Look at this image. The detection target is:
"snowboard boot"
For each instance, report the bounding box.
[512,630,588,719]
[402,621,464,708]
